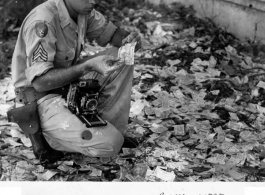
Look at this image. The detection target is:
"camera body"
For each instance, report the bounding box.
[67,79,107,127]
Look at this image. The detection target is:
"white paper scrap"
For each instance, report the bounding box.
[257,81,265,89]
[118,42,137,65]
[39,170,58,181]
[154,166,175,182]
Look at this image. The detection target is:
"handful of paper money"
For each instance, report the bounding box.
[118,42,137,65]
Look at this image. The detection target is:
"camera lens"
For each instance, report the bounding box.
[85,99,98,111]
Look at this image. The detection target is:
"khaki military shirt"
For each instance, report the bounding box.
[12,0,117,88]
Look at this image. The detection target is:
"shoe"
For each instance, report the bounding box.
[28,130,64,163]
[122,136,139,148]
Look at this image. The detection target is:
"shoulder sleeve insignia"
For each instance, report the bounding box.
[32,43,48,64]
[35,22,48,38]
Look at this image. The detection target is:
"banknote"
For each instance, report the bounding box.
[118,42,137,65]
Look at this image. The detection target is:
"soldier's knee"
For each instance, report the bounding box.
[105,131,124,155]
[91,131,124,157]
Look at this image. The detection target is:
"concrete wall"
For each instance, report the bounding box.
[226,0,265,12]
[147,0,265,42]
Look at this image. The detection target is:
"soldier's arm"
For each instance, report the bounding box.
[33,55,120,92]
[23,21,91,92]
[85,10,141,50]
[32,65,89,92]
[24,21,116,92]
[85,10,129,47]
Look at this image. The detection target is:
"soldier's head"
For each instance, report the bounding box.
[64,0,96,18]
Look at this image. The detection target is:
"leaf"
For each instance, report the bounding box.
[191,166,211,173]
[21,150,36,160]
[189,41,197,48]
[240,167,259,174]
[89,167,102,177]
[3,137,22,147]
[135,126,146,135]
[166,59,181,67]
[132,163,148,177]
[227,168,246,180]
[149,125,167,134]
[0,142,10,150]
[258,169,265,177]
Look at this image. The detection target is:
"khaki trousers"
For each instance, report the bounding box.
[37,61,134,157]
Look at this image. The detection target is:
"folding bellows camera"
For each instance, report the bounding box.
[67,79,107,127]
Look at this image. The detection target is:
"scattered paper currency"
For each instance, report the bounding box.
[227,121,242,131]
[100,157,111,164]
[35,165,45,173]
[89,167,102,177]
[62,161,74,166]
[154,166,175,182]
[174,124,185,136]
[39,170,58,181]
[207,154,226,165]
[21,137,32,147]
[57,164,72,173]
[132,163,148,177]
[144,106,155,115]
[214,126,225,134]
[118,42,137,65]
[229,112,239,121]
[145,169,156,181]
[257,81,265,89]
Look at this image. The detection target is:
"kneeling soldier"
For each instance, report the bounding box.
[8,0,141,163]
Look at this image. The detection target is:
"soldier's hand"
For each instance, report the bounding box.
[86,55,124,76]
[122,32,142,51]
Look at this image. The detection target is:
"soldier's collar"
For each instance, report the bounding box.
[56,0,78,31]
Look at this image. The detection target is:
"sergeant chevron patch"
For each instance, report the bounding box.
[32,43,48,64]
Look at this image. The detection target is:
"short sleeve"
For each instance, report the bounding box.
[86,10,117,46]
[24,21,57,84]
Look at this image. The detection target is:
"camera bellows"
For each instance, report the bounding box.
[81,130,93,140]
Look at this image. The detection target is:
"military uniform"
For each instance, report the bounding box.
[11,0,134,157]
